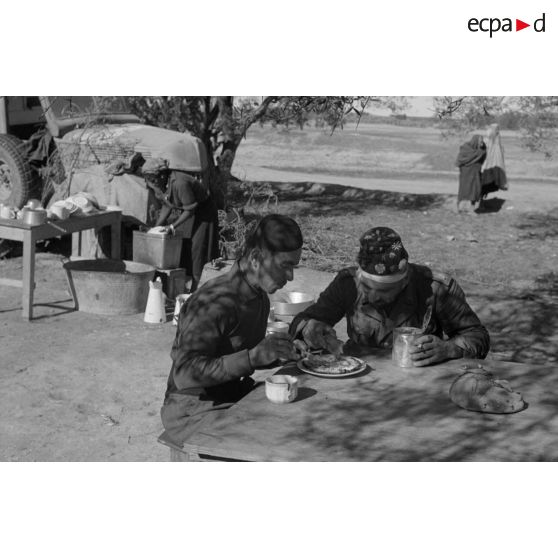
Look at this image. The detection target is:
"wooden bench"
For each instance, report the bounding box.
[157,431,197,462]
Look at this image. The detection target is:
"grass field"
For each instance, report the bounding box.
[234,122,558,179]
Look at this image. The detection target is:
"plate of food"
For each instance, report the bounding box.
[297,352,367,378]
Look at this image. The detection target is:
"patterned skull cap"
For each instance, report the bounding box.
[357,226,409,276]
[142,157,169,175]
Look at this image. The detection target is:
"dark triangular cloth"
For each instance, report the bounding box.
[455,135,486,167]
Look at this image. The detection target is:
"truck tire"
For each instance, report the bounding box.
[0,134,35,208]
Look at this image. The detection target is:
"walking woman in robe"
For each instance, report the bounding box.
[481,123,508,201]
[455,134,486,213]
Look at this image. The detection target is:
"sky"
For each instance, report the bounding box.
[370,96,436,117]
[239,96,437,117]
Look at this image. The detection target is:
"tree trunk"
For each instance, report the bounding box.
[217,141,239,179]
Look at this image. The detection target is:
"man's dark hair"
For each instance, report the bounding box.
[243,214,303,257]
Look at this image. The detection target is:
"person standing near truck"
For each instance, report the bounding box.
[142,158,219,292]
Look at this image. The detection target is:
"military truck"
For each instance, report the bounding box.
[0,96,207,209]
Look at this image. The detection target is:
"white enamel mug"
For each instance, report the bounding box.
[265,375,298,404]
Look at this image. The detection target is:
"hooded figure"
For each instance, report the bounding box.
[481,123,508,197]
[455,134,486,210]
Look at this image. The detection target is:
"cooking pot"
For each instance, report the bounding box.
[21,208,47,226]
[270,291,314,316]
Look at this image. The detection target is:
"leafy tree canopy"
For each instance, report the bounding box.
[434,96,558,158]
[108,96,407,177]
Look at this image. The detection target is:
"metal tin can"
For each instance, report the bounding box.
[266,320,289,336]
[392,327,422,368]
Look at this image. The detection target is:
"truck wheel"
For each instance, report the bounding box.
[0,134,35,208]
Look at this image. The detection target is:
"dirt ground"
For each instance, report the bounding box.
[2,124,558,461]
[2,174,558,461]
[0,251,340,461]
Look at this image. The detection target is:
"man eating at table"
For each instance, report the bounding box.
[161,214,303,445]
[289,226,489,366]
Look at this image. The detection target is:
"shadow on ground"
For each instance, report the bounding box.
[0,233,71,260]
[229,180,449,217]
[478,197,506,214]
[468,275,558,364]
[514,207,558,240]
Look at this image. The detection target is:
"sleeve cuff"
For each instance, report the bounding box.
[222,349,253,377]
[289,317,308,339]
[451,336,477,358]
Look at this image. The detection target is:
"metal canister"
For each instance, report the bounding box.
[21,208,47,226]
[266,321,289,336]
[392,327,422,368]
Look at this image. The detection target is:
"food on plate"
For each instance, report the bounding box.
[449,368,526,414]
[303,353,364,375]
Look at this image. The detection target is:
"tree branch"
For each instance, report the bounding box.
[238,96,279,137]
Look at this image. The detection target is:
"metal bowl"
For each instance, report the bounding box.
[270,291,314,316]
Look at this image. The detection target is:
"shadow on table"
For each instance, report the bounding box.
[251,361,558,461]
[296,387,317,402]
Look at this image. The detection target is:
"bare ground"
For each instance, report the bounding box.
[1,171,558,460]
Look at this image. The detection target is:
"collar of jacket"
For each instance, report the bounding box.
[356,266,419,329]
[229,261,265,301]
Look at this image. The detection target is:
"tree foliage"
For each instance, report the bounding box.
[434,96,558,158]
[112,96,406,177]
[517,97,558,158]
[434,96,506,129]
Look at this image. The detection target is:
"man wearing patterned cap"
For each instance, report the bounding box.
[290,226,489,367]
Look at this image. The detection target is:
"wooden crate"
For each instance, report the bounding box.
[154,268,187,299]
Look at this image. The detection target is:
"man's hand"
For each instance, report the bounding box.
[301,319,343,357]
[293,339,310,359]
[409,334,464,367]
[248,333,298,368]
